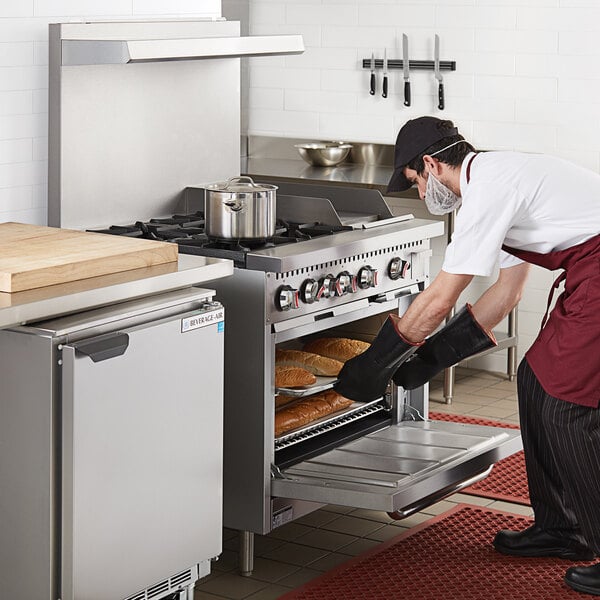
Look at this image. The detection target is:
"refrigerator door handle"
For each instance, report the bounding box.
[73,332,129,362]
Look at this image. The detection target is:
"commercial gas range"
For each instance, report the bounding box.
[94,180,522,575]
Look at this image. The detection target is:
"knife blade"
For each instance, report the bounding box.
[434,34,444,110]
[382,49,388,98]
[369,52,376,96]
[402,34,411,106]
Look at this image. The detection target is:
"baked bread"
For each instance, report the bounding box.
[275,395,298,409]
[303,337,370,363]
[275,349,343,377]
[275,365,317,388]
[274,390,353,437]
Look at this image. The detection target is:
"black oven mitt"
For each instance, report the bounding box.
[334,315,421,402]
[392,304,497,390]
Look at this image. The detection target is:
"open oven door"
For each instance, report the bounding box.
[271,419,521,517]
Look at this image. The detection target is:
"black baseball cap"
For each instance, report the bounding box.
[387,116,459,193]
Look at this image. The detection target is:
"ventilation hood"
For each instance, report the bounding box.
[62,34,304,66]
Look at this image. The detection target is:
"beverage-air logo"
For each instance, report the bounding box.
[181,308,225,333]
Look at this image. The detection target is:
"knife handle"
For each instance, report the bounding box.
[382,75,388,98]
[404,81,411,107]
[370,72,375,95]
[438,83,445,110]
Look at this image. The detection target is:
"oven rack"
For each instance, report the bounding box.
[274,400,384,451]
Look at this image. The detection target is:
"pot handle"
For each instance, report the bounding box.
[224,199,244,212]
[224,176,261,189]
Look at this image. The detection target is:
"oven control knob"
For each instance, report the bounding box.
[335,271,357,296]
[318,274,336,299]
[276,285,299,311]
[357,266,379,289]
[300,278,320,304]
[388,257,410,280]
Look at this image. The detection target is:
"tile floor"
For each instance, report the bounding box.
[194,367,532,600]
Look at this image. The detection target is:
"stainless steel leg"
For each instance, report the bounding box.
[441,302,457,405]
[184,582,195,600]
[442,365,455,404]
[239,530,254,576]
[507,307,518,381]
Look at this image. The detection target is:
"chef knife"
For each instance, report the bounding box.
[369,52,376,95]
[402,34,411,106]
[434,34,444,110]
[382,49,388,98]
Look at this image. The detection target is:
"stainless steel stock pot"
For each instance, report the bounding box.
[204,176,277,240]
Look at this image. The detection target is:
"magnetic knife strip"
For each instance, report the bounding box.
[362,59,456,71]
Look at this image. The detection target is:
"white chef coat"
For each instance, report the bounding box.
[442,151,600,277]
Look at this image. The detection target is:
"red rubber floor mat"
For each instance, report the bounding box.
[280,504,592,600]
[430,412,530,505]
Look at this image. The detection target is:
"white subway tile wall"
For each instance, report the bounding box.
[248,0,599,370]
[247,0,600,167]
[0,0,220,225]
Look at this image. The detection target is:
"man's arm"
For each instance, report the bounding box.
[397,262,530,343]
[390,262,530,391]
[470,262,530,330]
[397,270,474,342]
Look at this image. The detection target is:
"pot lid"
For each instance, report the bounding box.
[205,176,277,193]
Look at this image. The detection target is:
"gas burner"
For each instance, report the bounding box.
[134,221,163,240]
[275,220,353,240]
[86,225,145,238]
[300,223,353,236]
[90,212,357,265]
[204,238,276,252]
[148,212,205,226]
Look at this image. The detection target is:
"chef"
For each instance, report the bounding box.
[335,116,600,596]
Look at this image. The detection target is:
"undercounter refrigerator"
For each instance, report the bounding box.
[0,286,225,600]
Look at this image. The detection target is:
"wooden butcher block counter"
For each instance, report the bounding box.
[0,222,178,293]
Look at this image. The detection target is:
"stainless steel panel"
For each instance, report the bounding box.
[0,331,56,600]
[272,420,522,512]
[271,293,417,343]
[303,450,437,479]
[212,269,275,534]
[268,181,393,219]
[61,306,224,600]
[49,21,242,230]
[347,436,465,462]
[247,136,393,165]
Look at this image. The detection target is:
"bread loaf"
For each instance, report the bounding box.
[275,365,317,388]
[274,390,353,437]
[275,349,343,377]
[275,394,297,409]
[303,337,370,363]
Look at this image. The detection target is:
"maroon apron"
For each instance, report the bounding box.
[501,236,600,407]
[464,153,600,407]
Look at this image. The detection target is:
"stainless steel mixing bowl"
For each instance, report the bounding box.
[294,142,353,167]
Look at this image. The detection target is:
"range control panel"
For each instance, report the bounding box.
[266,240,433,322]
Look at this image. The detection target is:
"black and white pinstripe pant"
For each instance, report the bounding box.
[518,358,600,552]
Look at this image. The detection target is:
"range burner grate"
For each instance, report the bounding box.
[88,213,356,265]
[148,211,204,226]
